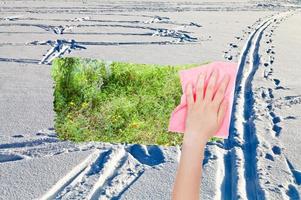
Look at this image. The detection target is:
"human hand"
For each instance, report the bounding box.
[183,69,230,147]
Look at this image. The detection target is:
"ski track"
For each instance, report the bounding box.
[0,10,202,66]
[0,128,173,199]
[0,2,297,14]
[0,129,173,199]
[1,1,298,66]
[220,11,297,200]
[39,145,167,200]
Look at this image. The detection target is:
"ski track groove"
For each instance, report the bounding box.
[0,12,201,65]
[40,149,102,200]
[242,17,271,200]
[55,148,127,200]
[0,135,110,163]
[32,142,168,200]
[222,11,292,200]
[39,147,142,200]
[88,150,144,200]
[0,130,169,198]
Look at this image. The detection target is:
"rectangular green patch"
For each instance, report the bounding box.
[51,57,200,146]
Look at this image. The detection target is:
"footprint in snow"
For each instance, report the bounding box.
[126,144,165,166]
[272,146,281,155]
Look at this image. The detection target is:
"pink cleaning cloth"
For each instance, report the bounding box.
[168,61,238,139]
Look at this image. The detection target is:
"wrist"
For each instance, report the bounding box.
[181,140,206,161]
[182,134,207,152]
[183,131,210,147]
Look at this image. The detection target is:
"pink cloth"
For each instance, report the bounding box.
[168,61,238,139]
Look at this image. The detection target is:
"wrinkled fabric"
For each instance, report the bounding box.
[168,61,238,139]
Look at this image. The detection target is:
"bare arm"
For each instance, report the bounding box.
[172,69,230,200]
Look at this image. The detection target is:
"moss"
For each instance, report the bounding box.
[52,57,206,146]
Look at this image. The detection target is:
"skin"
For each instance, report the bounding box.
[172,69,230,200]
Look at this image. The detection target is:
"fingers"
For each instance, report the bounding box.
[196,72,206,102]
[213,74,230,106]
[217,99,229,126]
[186,83,194,107]
[204,69,218,102]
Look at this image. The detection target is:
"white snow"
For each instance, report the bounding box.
[0,0,301,199]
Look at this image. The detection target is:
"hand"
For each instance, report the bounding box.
[183,69,230,146]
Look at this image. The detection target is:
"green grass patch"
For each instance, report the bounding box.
[52,57,201,146]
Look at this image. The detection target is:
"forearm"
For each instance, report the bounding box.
[172,136,206,200]
[172,70,228,199]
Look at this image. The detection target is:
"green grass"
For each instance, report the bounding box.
[52,57,200,146]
